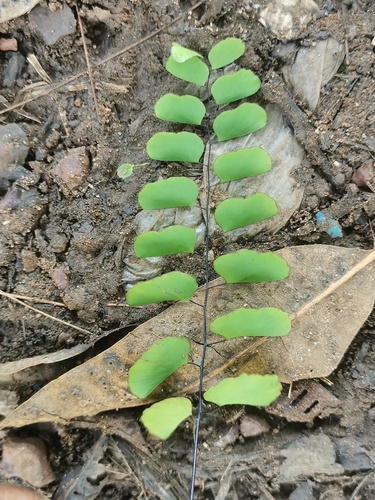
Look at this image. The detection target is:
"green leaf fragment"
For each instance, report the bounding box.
[138,177,198,210]
[211,69,261,105]
[166,56,209,86]
[214,194,277,232]
[210,307,291,339]
[213,249,289,283]
[134,225,197,258]
[141,398,192,440]
[204,373,282,406]
[117,163,133,179]
[146,131,204,162]
[126,271,198,306]
[208,37,245,69]
[155,94,206,125]
[171,42,202,63]
[213,147,271,182]
[129,337,190,398]
[213,103,267,141]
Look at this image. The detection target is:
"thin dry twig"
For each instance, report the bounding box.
[0,289,93,335]
[0,292,66,307]
[74,2,100,120]
[0,0,206,117]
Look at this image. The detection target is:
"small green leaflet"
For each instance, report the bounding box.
[204,374,282,406]
[171,43,203,63]
[214,249,289,283]
[208,37,245,69]
[129,337,190,398]
[213,103,267,141]
[146,131,204,162]
[138,177,198,210]
[117,163,133,179]
[155,94,206,125]
[211,69,261,105]
[126,271,198,306]
[141,398,192,440]
[214,194,277,232]
[134,226,197,258]
[210,307,291,339]
[166,56,209,86]
[213,147,271,182]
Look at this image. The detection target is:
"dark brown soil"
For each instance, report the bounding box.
[1,0,375,498]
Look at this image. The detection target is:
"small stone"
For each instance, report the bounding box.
[351,160,375,190]
[333,173,346,187]
[240,414,270,438]
[336,437,373,472]
[53,146,90,195]
[51,264,69,290]
[2,436,55,487]
[29,3,76,46]
[21,249,39,273]
[0,124,29,179]
[289,481,315,500]
[0,38,18,51]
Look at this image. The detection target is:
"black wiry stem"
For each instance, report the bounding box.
[189,73,213,499]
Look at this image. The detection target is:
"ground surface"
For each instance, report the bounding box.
[1,0,375,498]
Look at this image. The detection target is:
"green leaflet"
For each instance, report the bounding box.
[117,163,133,179]
[210,307,291,339]
[138,177,198,210]
[126,271,198,306]
[213,147,271,182]
[213,103,267,141]
[129,337,190,398]
[166,56,209,86]
[155,94,206,125]
[141,398,192,440]
[213,249,289,283]
[211,69,261,105]
[147,132,204,162]
[208,37,245,69]
[214,194,277,232]
[134,226,197,258]
[171,43,203,63]
[204,374,282,406]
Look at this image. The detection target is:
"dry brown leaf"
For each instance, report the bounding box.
[0,483,44,500]
[1,245,375,428]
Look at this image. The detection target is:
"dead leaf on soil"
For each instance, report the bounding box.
[1,245,375,428]
[0,344,91,386]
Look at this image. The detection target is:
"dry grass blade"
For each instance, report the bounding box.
[27,54,52,84]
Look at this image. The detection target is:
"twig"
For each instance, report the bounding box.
[75,2,100,120]
[0,292,66,307]
[349,472,374,500]
[0,289,93,335]
[0,0,206,117]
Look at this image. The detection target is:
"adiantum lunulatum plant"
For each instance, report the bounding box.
[123,37,291,481]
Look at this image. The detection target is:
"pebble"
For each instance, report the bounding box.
[0,124,29,180]
[28,3,76,46]
[53,146,90,195]
[351,160,375,190]
[0,38,18,51]
[20,249,39,272]
[2,436,55,487]
[336,437,373,472]
[240,414,270,438]
[289,481,315,500]
[51,264,69,290]
[2,52,25,88]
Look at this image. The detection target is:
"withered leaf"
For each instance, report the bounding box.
[1,245,375,428]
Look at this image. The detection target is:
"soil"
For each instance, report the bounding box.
[1,0,375,498]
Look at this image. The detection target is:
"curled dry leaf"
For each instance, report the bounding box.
[1,245,375,428]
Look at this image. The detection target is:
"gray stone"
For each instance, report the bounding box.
[336,437,373,472]
[289,481,315,500]
[29,3,76,46]
[0,124,29,180]
[280,434,342,480]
